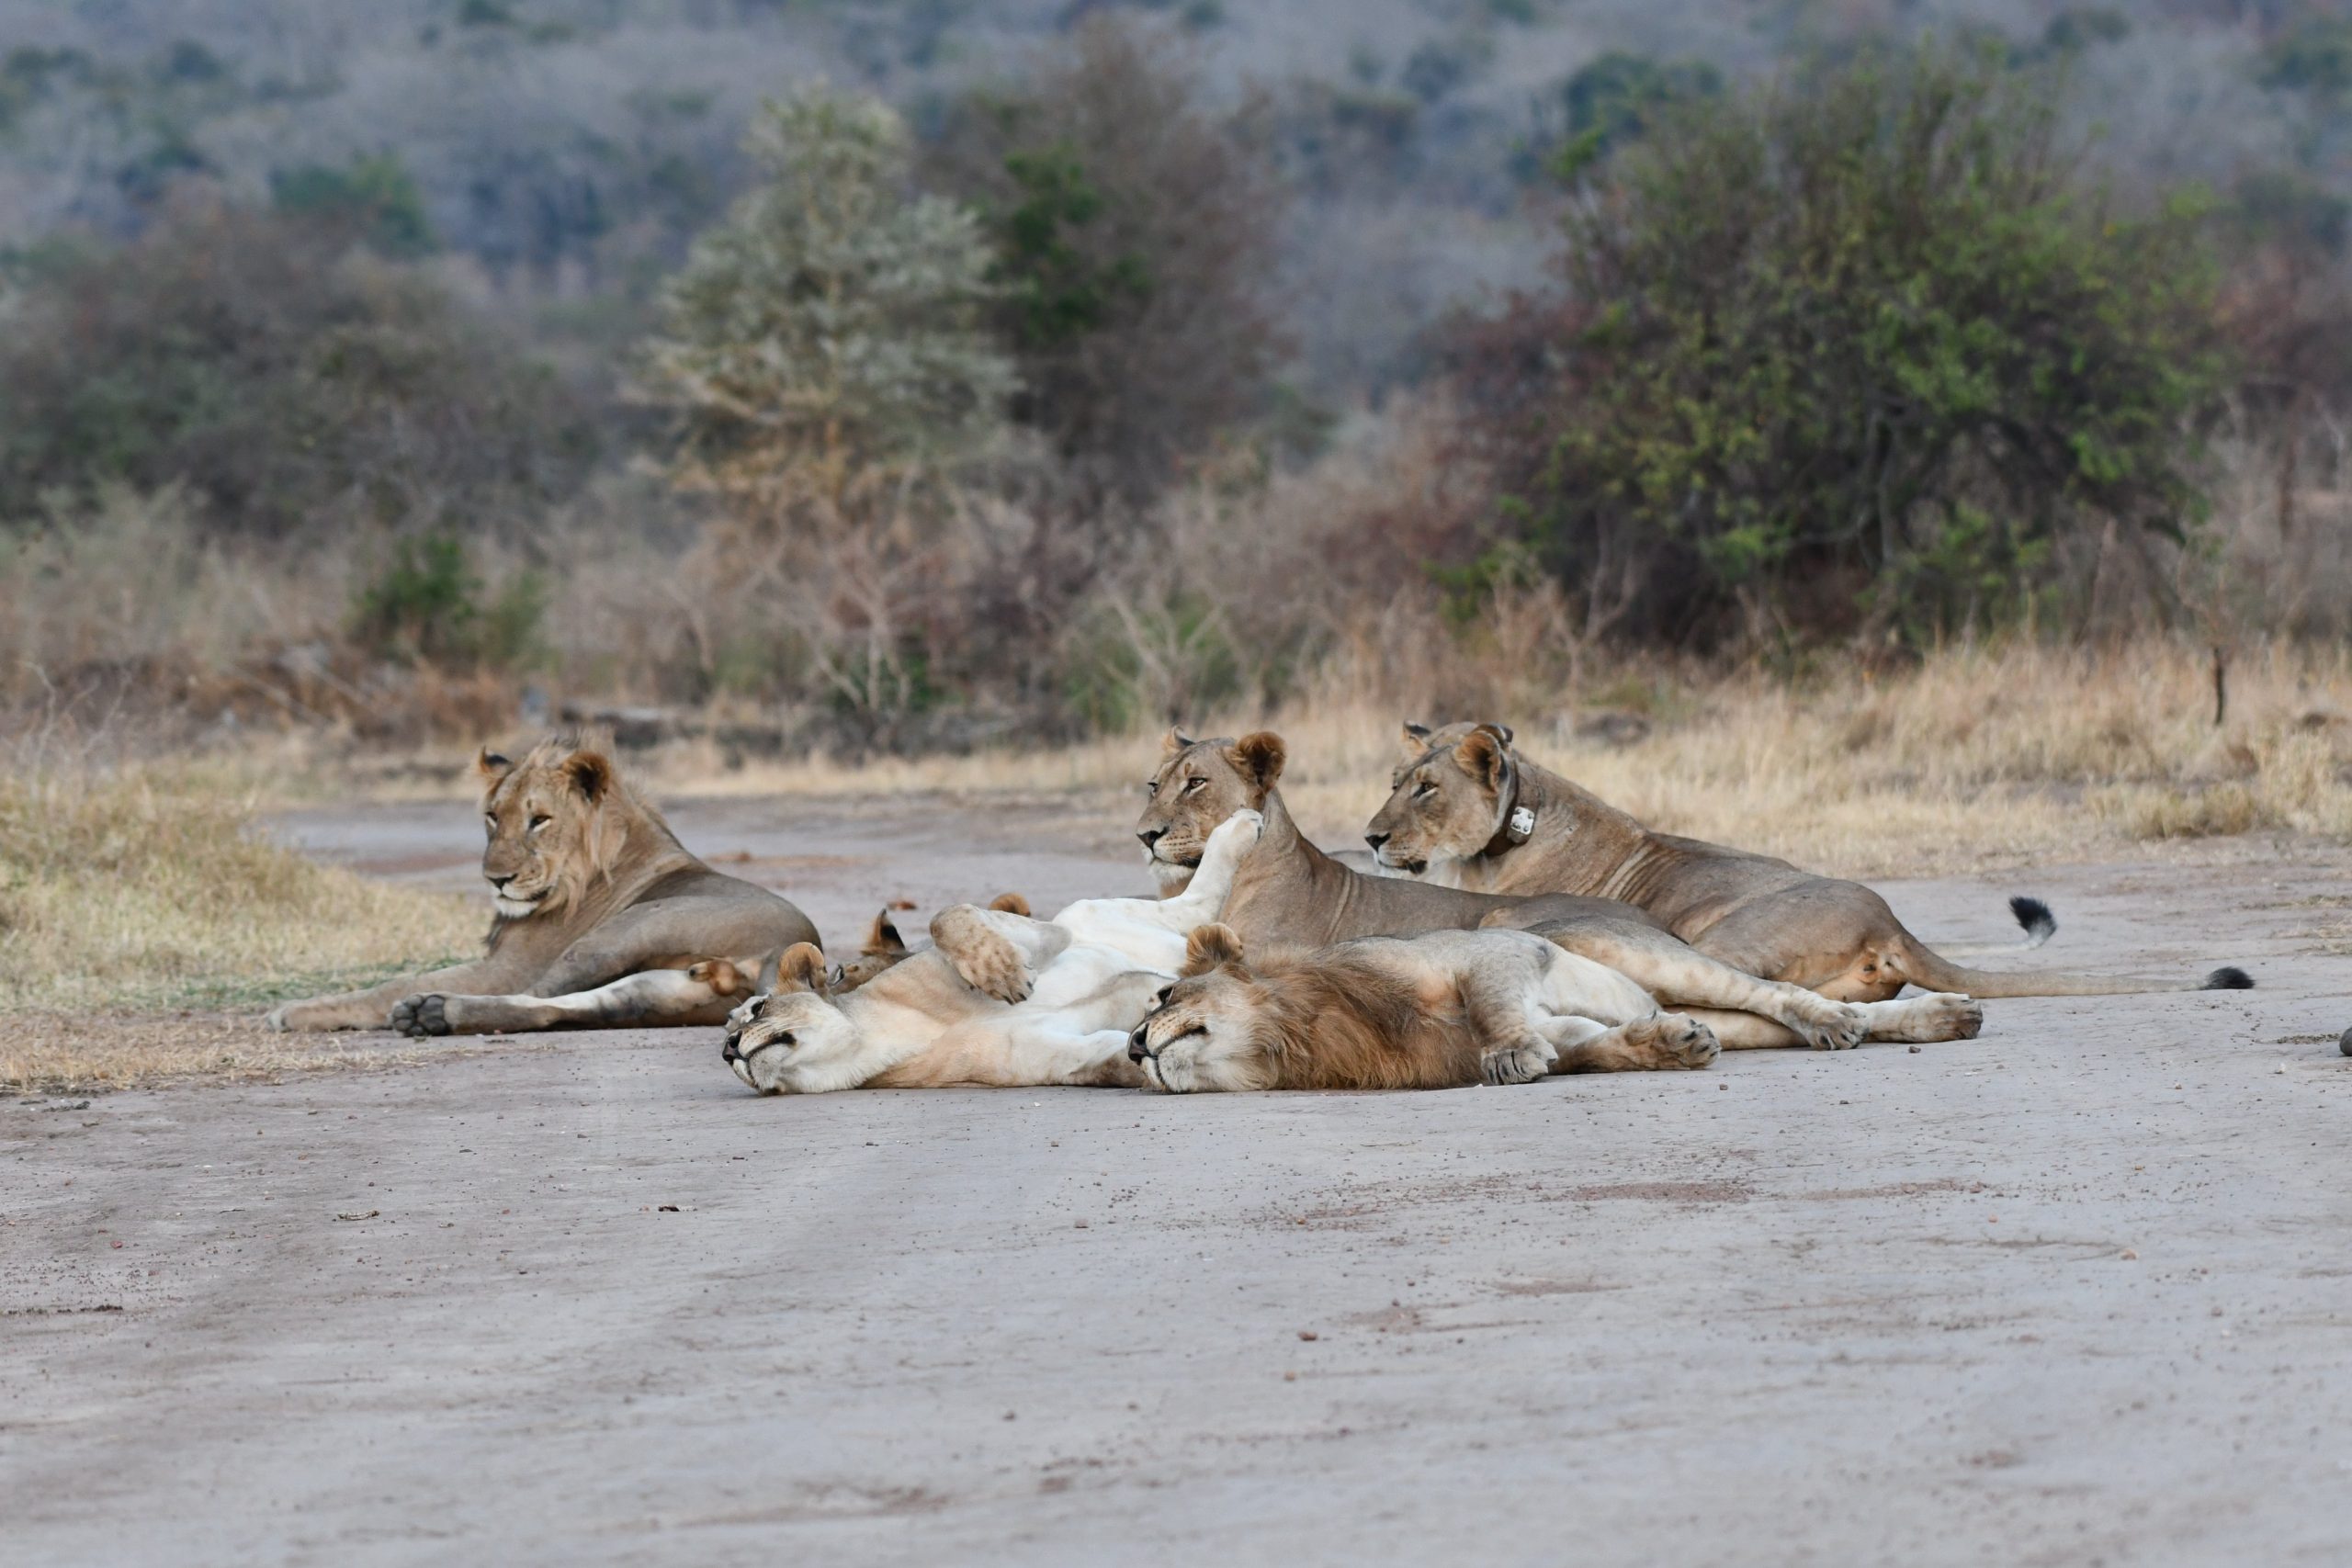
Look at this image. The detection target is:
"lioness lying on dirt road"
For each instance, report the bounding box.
[721,810,1264,1094]
[1365,720,2254,1001]
[1137,728,1983,1049]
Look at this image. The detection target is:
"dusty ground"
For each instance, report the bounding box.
[6,799,2351,1566]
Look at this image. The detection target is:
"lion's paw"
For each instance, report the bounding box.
[265,1004,295,1033]
[1481,1037,1558,1086]
[391,994,451,1039]
[1666,1015,1721,1068]
[1899,992,1984,1044]
[1630,1011,1718,1069]
[953,949,1034,1006]
[1796,998,1868,1052]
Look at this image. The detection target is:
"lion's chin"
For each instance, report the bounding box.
[494,892,548,919]
[1146,855,1197,892]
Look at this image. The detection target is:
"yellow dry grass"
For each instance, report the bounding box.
[0,763,481,1090]
[634,639,2352,877]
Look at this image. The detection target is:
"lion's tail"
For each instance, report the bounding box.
[1928,896,2058,962]
[1896,935,2251,999]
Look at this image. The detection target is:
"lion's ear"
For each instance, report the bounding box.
[862,909,908,957]
[1182,923,1246,976]
[988,891,1032,917]
[1488,721,1515,746]
[1399,720,1432,756]
[1227,731,1287,793]
[561,748,614,804]
[1454,727,1510,792]
[776,942,829,994]
[1160,726,1194,758]
[474,746,514,784]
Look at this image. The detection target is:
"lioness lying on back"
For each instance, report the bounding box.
[1127,924,1721,1092]
[1367,721,2254,1001]
[722,810,1263,1094]
[270,736,818,1035]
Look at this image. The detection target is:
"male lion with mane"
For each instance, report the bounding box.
[1366,720,2254,1000]
[1126,923,1721,1092]
[269,736,818,1035]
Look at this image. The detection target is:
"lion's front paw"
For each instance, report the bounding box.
[1629,1012,1718,1069]
[1481,1036,1558,1086]
[265,1004,296,1033]
[1795,998,1868,1051]
[391,994,451,1038]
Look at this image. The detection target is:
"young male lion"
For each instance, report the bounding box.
[268,737,818,1035]
[1125,923,1721,1092]
[1365,721,2254,1001]
[721,810,1264,1094]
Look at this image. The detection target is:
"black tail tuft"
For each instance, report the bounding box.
[2200,966,2254,991]
[2007,896,2056,943]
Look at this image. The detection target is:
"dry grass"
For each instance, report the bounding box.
[605,639,2352,878]
[0,764,481,1066]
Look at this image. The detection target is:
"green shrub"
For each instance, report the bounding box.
[1472,40,2224,647]
[349,533,545,671]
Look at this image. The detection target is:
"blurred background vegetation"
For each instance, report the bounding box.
[4,0,2351,757]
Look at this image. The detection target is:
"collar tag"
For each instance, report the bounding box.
[1506,805,1536,842]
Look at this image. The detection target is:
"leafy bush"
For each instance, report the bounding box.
[349,533,545,671]
[1465,42,2225,647]
[0,200,600,538]
[271,152,436,258]
[933,15,1286,496]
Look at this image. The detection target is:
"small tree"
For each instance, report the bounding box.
[933,16,1285,498]
[1473,41,2224,647]
[639,86,1015,530]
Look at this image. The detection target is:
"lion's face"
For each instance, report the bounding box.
[1126,925,1276,1093]
[1364,721,1515,876]
[720,945,861,1094]
[1134,730,1286,892]
[475,740,623,919]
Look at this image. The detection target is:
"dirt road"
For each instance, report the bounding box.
[6,803,2350,1565]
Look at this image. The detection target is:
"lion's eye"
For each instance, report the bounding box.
[484,814,498,833]
[1414,782,1435,797]
[527,814,551,831]
[1182,777,1205,793]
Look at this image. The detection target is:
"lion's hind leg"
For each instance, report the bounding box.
[392,961,754,1037]
[928,905,1072,1005]
[1539,921,1867,1051]
[1676,990,1983,1049]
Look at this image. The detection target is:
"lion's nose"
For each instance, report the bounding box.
[1364,831,1389,851]
[488,873,514,890]
[1127,1024,1150,1063]
[1137,828,1166,851]
[720,1034,741,1063]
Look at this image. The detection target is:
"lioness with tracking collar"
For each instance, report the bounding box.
[1136,728,1984,1050]
[1367,720,2253,1000]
